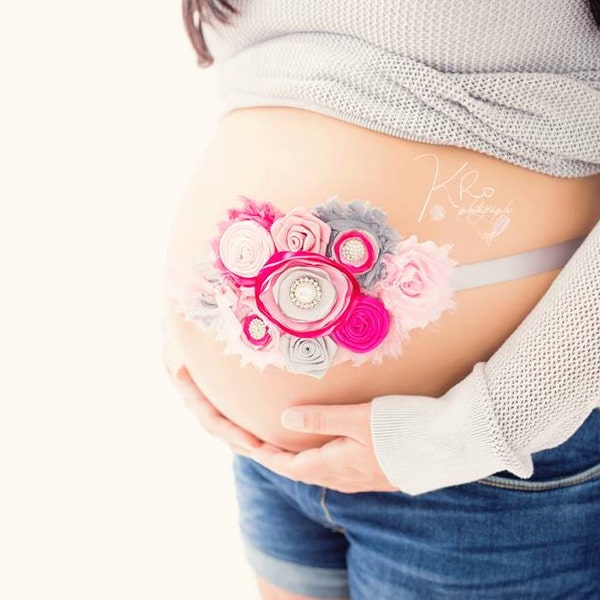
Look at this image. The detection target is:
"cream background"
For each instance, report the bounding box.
[0,3,259,598]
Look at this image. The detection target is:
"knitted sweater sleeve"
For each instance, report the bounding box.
[370,217,600,496]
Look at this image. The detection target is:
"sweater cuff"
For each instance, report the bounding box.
[370,362,534,496]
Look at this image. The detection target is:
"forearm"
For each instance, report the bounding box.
[480,216,600,454]
[371,217,600,495]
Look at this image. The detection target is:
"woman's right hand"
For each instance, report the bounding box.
[162,317,264,457]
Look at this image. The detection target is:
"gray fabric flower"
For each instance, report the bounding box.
[280,335,338,379]
[180,258,226,330]
[312,196,401,288]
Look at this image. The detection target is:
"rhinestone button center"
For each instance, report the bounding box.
[289,276,322,309]
[248,317,267,340]
[341,238,366,262]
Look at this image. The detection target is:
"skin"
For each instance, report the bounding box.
[163,105,600,600]
[164,105,600,454]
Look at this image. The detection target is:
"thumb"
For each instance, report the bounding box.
[281,403,368,440]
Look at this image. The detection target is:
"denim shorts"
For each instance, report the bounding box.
[232,407,600,599]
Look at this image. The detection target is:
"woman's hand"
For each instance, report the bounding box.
[162,317,264,457]
[249,403,400,493]
[161,317,398,491]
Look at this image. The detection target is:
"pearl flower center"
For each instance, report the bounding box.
[341,238,366,262]
[289,276,322,309]
[248,317,267,340]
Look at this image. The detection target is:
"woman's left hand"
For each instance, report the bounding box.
[249,402,400,493]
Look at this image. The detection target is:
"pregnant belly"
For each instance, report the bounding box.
[163,106,600,453]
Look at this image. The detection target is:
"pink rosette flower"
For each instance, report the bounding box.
[331,229,380,274]
[241,314,273,349]
[211,196,284,287]
[234,289,278,349]
[331,294,390,353]
[374,235,458,330]
[254,250,360,338]
[270,207,331,254]
[217,220,275,283]
[212,284,286,371]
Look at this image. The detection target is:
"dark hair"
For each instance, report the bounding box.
[182,1,239,67]
[182,0,600,68]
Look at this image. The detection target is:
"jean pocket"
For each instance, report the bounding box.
[474,408,600,492]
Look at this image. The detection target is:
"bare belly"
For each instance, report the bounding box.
[163,106,600,452]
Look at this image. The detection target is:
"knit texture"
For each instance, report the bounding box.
[202,0,600,177]
[481,218,600,454]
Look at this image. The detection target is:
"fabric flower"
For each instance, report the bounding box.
[312,196,401,289]
[331,229,379,274]
[211,196,283,286]
[255,250,360,337]
[165,252,232,331]
[241,314,273,349]
[332,294,391,353]
[217,220,275,282]
[271,207,331,254]
[169,260,283,371]
[235,289,279,350]
[374,235,458,330]
[280,335,338,379]
[177,196,461,374]
[224,195,284,230]
[212,285,285,371]
[333,313,411,367]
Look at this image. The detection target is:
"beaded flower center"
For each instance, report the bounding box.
[341,238,366,262]
[248,316,267,340]
[289,276,322,309]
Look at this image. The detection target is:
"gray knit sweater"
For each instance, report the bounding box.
[198,0,600,494]
[203,0,600,178]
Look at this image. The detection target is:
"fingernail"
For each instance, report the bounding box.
[281,409,304,431]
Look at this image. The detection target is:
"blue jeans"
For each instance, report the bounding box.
[232,408,600,599]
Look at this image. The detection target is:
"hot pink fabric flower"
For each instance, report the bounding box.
[211,196,283,286]
[333,314,411,367]
[270,207,331,254]
[212,285,285,370]
[374,235,458,330]
[255,250,359,338]
[241,314,273,349]
[331,229,379,274]
[332,294,390,352]
[235,288,276,349]
[224,195,284,230]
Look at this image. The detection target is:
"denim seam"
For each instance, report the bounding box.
[320,487,346,533]
[475,462,600,491]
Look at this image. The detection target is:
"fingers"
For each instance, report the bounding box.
[208,416,263,450]
[228,443,254,458]
[174,367,220,420]
[173,364,263,450]
[250,442,320,481]
[250,437,352,484]
[281,402,370,441]
[160,324,265,451]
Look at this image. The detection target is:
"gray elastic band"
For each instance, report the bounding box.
[450,235,586,292]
